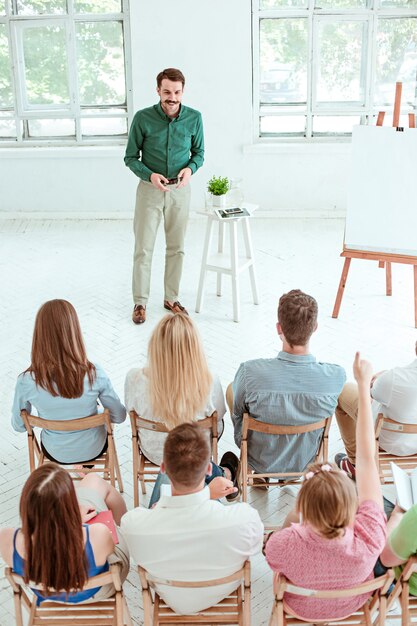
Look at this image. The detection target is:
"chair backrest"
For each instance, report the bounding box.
[130,410,219,458]
[5,563,128,626]
[273,571,394,601]
[375,413,417,438]
[271,570,394,626]
[130,411,170,435]
[242,413,330,439]
[139,560,250,590]
[139,561,250,625]
[20,408,121,491]
[21,408,112,435]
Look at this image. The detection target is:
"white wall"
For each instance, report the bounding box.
[0,0,350,216]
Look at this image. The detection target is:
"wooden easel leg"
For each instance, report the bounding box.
[409,113,416,128]
[376,111,385,126]
[332,257,351,319]
[393,82,402,127]
[386,262,392,296]
[414,265,417,329]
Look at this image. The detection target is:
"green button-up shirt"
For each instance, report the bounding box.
[124,102,204,181]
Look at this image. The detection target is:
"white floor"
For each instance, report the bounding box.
[1,216,415,625]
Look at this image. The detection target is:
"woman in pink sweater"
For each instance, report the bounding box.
[265,353,387,622]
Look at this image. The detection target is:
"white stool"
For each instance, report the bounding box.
[195,203,259,322]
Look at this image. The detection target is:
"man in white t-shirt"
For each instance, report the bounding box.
[120,422,263,615]
[336,342,417,477]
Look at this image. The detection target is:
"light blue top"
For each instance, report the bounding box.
[11,363,126,463]
[232,351,346,474]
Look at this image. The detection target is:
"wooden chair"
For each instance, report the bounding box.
[138,560,250,625]
[21,408,124,491]
[130,410,219,507]
[385,556,417,625]
[375,413,417,484]
[239,412,332,502]
[269,570,394,626]
[5,562,133,626]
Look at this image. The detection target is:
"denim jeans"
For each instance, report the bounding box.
[148,461,226,508]
[373,497,395,592]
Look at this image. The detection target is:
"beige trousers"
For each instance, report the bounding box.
[132,180,191,305]
[335,382,359,464]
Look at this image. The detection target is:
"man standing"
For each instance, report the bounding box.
[228,289,346,477]
[125,68,204,324]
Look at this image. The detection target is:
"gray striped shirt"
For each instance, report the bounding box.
[232,352,346,474]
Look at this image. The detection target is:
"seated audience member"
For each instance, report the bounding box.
[264,353,386,622]
[229,289,346,476]
[379,500,417,594]
[336,341,417,477]
[121,423,263,615]
[125,312,226,466]
[11,299,126,464]
[125,312,238,502]
[0,465,129,603]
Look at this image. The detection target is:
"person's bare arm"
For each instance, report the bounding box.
[88,523,115,565]
[380,505,407,566]
[354,352,383,509]
[208,477,237,500]
[0,527,15,566]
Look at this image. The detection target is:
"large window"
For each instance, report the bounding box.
[0,0,131,144]
[254,0,417,139]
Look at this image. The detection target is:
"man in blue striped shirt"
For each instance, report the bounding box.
[229,290,346,475]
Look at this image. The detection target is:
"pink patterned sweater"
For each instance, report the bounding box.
[265,500,386,621]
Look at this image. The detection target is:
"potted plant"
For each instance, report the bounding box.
[207,176,230,208]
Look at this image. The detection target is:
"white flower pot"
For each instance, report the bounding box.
[212,194,227,208]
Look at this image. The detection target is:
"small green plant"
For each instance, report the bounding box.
[207,176,230,196]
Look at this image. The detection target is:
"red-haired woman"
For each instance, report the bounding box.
[11,299,126,464]
[0,465,129,603]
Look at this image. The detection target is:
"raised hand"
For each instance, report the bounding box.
[353,351,373,387]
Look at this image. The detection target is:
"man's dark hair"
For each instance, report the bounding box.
[157,68,185,89]
[163,423,210,488]
[277,289,318,348]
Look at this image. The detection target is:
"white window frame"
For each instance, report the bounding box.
[0,0,132,145]
[253,0,417,141]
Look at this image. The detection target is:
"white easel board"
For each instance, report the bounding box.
[345,125,417,256]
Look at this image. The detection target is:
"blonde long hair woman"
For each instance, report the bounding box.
[125,313,226,466]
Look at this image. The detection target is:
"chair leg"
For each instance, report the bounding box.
[142,588,153,626]
[401,583,410,626]
[153,593,160,626]
[243,582,251,626]
[132,439,139,508]
[139,455,147,495]
[114,451,124,493]
[237,585,243,626]
[13,592,24,626]
[241,443,248,502]
[115,590,124,626]
[108,442,116,488]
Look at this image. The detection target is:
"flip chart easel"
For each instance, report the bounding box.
[332,83,417,328]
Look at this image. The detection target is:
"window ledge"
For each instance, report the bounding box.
[0,145,125,159]
[243,141,352,156]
